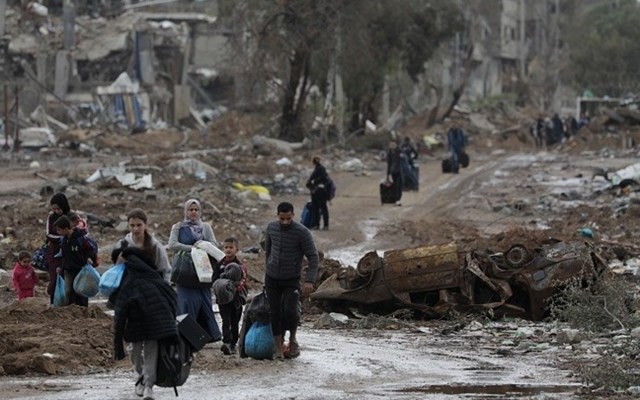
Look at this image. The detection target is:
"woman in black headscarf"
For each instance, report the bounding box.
[44,193,71,304]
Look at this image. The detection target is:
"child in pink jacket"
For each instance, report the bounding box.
[12,251,39,300]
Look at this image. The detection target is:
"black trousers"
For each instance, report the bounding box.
[265,275,300,337]
[310,187,329,228]
[391,172,403,202]
[219,301,242,347]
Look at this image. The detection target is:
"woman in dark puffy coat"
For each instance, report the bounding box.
[306,156,330,230]
[112,245,178,400]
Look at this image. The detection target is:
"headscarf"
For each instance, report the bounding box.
[48,192,71,229]
[182,199,204,241]
[50,192,71,215]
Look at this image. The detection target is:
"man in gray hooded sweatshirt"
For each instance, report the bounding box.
[264,201,319,359]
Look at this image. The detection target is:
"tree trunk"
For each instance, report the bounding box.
[279,48,310,142]
[441,45,474,121]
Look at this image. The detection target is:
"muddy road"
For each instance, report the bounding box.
[2,148,621,399]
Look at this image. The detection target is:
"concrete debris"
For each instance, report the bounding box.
[2,2,221,138]
[339,158,365,172]
[252,135,310,156]
[85,166,153,190]
[17,127,56,148]
[167,159,220,181]
[557,329,585,344]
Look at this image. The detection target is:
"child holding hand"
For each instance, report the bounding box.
[12,251,39,300]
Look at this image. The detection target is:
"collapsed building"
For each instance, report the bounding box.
[0,0,233,148]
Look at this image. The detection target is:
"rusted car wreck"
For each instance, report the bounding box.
[311,241,608,320]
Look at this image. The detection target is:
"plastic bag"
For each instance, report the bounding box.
[244,321,275,360]
[53,274,67,307]
[190,247,214,283]
[99,263,126,296]
[171,251,197,286]
[194,241,225,261]
[246,291,271,323]
[73,263,101,298]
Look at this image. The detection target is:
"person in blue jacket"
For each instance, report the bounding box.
[447,120,466,173]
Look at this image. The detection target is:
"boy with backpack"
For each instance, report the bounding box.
[213,237,248,355]
[53,215,98,307]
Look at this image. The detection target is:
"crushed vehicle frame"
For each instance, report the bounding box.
[311,240,609,320]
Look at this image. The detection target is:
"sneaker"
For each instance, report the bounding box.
[143,386,154,400]
[134,376,144,397]
[273,351,285,360]
[142,386,155,400]
[229,344,237,354]
[286,341,301,359]
[220,343,231,355]
[395,201,402,207]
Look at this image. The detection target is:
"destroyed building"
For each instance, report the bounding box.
[0,0,234,148]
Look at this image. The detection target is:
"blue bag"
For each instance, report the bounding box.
[99,263,126,296]
[244,321,275,360]
[73,263,101,298]
[32,243,49,271]
[53,274,67,307]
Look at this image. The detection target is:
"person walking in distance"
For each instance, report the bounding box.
[305,156,330,230]
[446,120,466,173]
[386,141,404,206]
[263,202,319,359]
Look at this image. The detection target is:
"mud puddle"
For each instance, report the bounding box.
[398,383,578,398]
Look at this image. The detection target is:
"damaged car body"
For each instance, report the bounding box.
[311,241,609,320]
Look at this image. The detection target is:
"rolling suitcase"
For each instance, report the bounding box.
[403,165,419,191]
[459,151,470,168]
[441,158,459,174]
[300,202,316,227]
[441,159,451,173]
[380,181,396,204]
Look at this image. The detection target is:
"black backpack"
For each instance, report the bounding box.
[155,335,192,396]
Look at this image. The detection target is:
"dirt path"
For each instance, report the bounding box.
[0,150,599,399]
[309,151,506,266]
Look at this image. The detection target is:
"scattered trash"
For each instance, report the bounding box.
[578,227,594,238]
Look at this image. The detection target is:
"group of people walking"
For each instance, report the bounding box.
[529,113,588,147]
[11,193,320,400]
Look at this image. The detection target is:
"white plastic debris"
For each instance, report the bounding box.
[275,157,293,166]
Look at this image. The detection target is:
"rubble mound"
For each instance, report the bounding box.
[0,299,114,376]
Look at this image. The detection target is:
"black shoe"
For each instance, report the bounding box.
[221,343,231,355]
[229,344,237,354]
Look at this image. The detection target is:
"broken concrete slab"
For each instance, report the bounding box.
[252,134,310,156]
[85,166,153,190]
